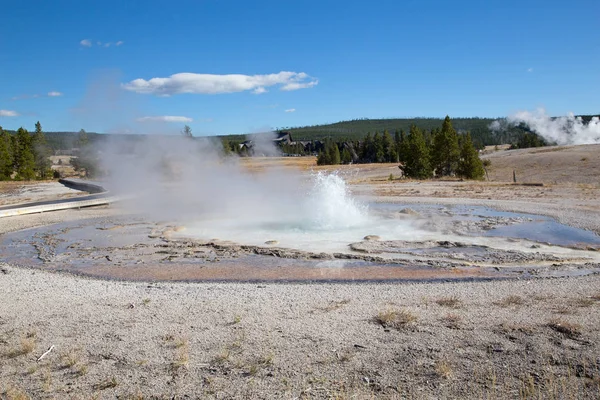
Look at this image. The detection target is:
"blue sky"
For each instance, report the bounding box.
[1,0,598,136]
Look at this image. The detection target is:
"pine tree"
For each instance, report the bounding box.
[341,147,352,164]
[432,116,460,176]
[360,133,373,162]
[457,133,485,180]
[324,140,340,165]
[316,150,328,165]
[373,132,385,163]
[33,121,52,179]
[397,130,409,164]
[404,125,432,179]
[382,129,396,162]
[0,127,13,180]
[394,130,401,162]
[181,125,193,138]
[78,129,89,148]
[15,128,36,180]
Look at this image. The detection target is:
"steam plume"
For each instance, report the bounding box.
[496,108,600,145]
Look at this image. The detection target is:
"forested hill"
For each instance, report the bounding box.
[286,118,510,146]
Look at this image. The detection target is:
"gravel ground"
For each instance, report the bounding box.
[1,263,599,399]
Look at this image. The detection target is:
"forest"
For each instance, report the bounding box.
[315,116,485,179]
[4,113,596,181]
[0,122,54,181]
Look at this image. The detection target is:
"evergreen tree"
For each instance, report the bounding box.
[432,116,460,176]
[397,130,409,164]
[360,132,373,162]
[382,129,396,162]
[404,125,432,179]
[316,150,330,166]
[15,128,36,180]
[33,121,52,179]
[394,130,401,162]
[181,125,193,138]
[330,143,341,165]
[373,132,385,163]
[221,138,232,155]
[0,127,13,180]
[341,147,352,164]
[78,129,89,148]
[457,133,485,180]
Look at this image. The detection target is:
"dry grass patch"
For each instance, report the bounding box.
[435,296,462,308]
[552,304,576,315]
[435,359,453,379]
[59,348,80,368]
[440,313,462,329]
[93,377,118,390]
[312,299,351,313]
[5,337,36,359]
[495,295,525,307]
[497,322,535,335]
[249,353,273,370]
[374,308,417,330]
[572,297,596,307]
[2,385,31,400]
[171,341,190,373]
[547,319,582,338]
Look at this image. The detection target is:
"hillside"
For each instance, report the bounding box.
[282,117,528,146]
[4,114,597,152]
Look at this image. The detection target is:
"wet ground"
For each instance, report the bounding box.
[2,203,599,282]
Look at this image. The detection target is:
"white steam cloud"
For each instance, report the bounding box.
[493,108,600,145]
[122,71,318,96]
[47,91,63,97]
[285,108,296,113]
[101,136,304,224]
[137,116,193,123]
[98,134,369,250]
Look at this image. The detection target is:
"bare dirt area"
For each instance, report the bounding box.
[2,145,600,399]
[0,181,88,207]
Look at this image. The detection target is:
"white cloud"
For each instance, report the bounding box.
[122,71,319,96]
[285,108,296,113]
[47,91,63,97]
[116,41,124,46]
[281,80,318,91]
[137,116,193,123]
[527,68,533,73]
[80,39,92,47]
[104,43,111,47]
[0,110,19,117]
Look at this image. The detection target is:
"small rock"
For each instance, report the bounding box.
[265,240,279,245]
[363,235,381,241]
[399,208,420,216]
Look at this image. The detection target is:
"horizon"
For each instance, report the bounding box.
[2,113,598,137]
[1,0,599,136]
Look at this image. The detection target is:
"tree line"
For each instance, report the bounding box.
[0,122,54,181]
[316,116,486,180]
